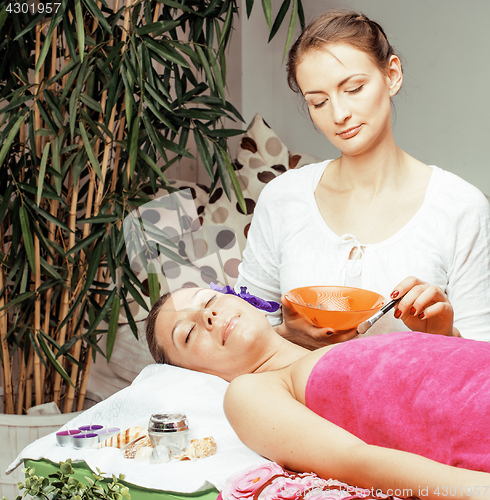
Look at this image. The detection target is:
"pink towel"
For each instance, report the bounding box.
[306,331,490,471]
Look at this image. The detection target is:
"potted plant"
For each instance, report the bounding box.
[0,0,303,411]
[8,459,130,500]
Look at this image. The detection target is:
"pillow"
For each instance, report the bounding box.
[119,113,322,324]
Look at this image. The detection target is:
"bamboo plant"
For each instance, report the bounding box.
[0,0,304,414]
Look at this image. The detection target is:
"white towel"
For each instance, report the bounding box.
[8,363,268,493]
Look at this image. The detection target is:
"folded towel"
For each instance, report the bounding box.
[8,363,268,493]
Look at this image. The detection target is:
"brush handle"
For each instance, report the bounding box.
[380,297,400,314]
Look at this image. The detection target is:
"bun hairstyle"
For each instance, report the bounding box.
[287,10,399,94]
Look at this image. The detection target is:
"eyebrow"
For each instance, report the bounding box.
[170,288,204,346]
[303,73,368,96]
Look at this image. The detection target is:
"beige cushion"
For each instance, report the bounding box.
[87,114,322,401]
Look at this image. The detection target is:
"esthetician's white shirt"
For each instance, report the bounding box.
[236,161,490,341]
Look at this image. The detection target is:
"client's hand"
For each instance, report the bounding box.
[274,296,359,350]
[391,276,460,337]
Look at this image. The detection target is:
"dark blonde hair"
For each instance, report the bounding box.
[287,10,399,94]
[145,292,171,364]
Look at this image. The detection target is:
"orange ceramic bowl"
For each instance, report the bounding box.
[283,286,386,331]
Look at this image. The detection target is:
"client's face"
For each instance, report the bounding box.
[154,287,273,381]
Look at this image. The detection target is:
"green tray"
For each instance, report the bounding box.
[25,459,219,500]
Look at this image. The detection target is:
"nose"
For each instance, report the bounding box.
[331,96,351,124]
[203,308,218,330]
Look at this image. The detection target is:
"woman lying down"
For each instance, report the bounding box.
[145,285,490,499]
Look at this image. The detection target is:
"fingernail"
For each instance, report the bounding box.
[391,290,399,299]
[394,309,402,319]
[418,312,425,320]
[410,307,416,316]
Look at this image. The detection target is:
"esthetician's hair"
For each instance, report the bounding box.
[287,10,399,94]
[145,292,171,364]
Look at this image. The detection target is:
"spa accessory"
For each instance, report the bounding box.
[284,286,385,330]
[148,412,189,456]
[73,433,99,449]
[56,429,82,446]
[210,282,280,312]
[96,426,147,448]
[357,293,406,334]
[78,424,104,432]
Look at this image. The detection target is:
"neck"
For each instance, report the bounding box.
[252,336,309,374]
[334,137,410,198]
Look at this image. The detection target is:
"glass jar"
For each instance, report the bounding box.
[148,413,189,455]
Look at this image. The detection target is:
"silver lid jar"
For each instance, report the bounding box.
[148,413,189,455]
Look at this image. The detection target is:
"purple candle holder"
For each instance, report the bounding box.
[95,427,120,442]
[56,429,82,446]
[78,424,104,432]
[73,432,99,449]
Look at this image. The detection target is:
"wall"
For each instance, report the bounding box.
[236,0,490,194]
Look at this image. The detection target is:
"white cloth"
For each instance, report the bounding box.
[237,161,490,341]
[8,364,268,493]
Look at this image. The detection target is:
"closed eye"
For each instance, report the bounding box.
[313,100,327,109]
[347,85,363,94]
[185,325,194,344]
[205,295,217,307]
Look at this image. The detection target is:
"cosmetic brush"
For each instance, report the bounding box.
[357,293,405,335]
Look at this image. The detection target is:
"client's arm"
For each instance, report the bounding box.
[224,372,490,500]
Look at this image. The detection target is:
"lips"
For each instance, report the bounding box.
[222,316,238,345]
[337,124,362,139]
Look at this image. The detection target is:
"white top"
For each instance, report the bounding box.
[236,161,490,341]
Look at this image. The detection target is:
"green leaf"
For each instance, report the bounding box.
[0,113,27,168]
[261,0,272,29]
[214,145,230,200]
[268,0,290,42]
[19,205,36,273]
[283,0,298,63]
[195,45,215,93]
[84,288,117,337]
[79,93,103,113]
[208,48,225,102]
[34,10,61,75]
[128,115,140,178]
[80,123,103,181]
[1,95,32,114]
[65,227,106,256]
[105,294,121,361]
[83,0,113,34]
[135,20,180,36]
[0,6,8,31]
[145,38,190,68]
[36,142,51,206]
[154,0,193,13]
[218,2,234,49]
[121,275,149,312]
[193,128,213,178]
[207,128,244,138]
[246,0,254,17]
[224,152,246,213]
[43,90,65,127]
[74,0,85,62]
[38,335,75,388]
[147,263,161,306]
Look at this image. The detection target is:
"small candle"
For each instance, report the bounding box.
[73,432,99,449]
[78,424,104,432]
[56,429,82,446]
[95,427,120,442]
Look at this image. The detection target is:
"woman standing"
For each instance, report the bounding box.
[236,11,490,349]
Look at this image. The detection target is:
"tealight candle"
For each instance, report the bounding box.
[78,424,104,432]
[73,432,99,449]
[94,427,120,442]
[56,429,82,446]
